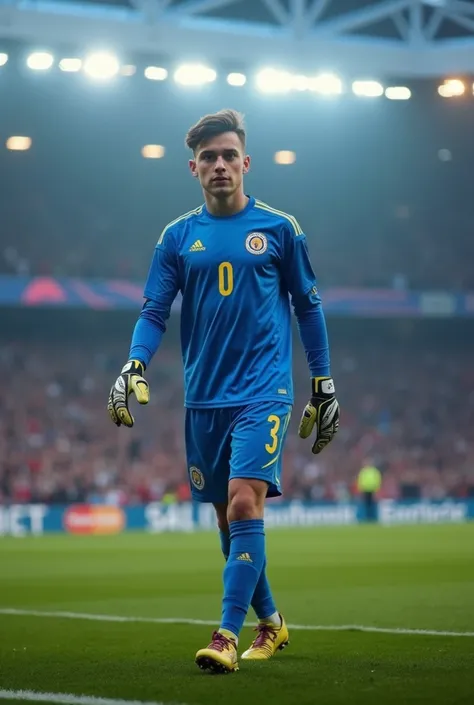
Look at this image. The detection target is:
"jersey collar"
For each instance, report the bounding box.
[202,196,255,220]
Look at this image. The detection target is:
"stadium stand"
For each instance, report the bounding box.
[1,319,473,505]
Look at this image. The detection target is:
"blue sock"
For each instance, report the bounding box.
[219,530,230,560]
[220,519,266,637]
[251,559,277,620]
[219,530,276,620]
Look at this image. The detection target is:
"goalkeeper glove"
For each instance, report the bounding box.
[107,360,150,428]
[298,376,340,454]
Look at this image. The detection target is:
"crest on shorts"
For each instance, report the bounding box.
[245,232,268,255]
[190,466,205,490]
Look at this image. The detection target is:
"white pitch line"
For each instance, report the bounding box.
[0,690,187,705]
[0,609,214,626]
[1,607,473,638]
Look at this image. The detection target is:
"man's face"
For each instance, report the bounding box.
[189,132,250,199]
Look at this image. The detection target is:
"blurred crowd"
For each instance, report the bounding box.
[1,334,473,506]
[2,190,474,291]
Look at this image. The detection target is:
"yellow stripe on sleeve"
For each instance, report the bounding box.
[255,200,303,236]
[157,205,203,245]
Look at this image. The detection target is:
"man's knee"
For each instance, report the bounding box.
[227,479,267,522]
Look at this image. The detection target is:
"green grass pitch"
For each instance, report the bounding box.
[1,524,474,705]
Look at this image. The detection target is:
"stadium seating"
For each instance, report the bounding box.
[1,335,473,504]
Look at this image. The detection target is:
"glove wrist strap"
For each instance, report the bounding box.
[121,359,146,375]
[311,376,334,397]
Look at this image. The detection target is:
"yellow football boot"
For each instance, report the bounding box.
[241,614,289,660]
[195,630,239,674]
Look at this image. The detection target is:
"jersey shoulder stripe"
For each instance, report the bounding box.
[254,199,303,236]
[157,205,204,245]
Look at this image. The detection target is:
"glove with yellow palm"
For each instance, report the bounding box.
[298,376,339,454]
[107,360,150,428]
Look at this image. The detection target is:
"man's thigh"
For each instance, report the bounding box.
[229,402,292,498]
[185,408,231,503]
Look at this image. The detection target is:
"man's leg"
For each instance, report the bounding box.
[219,478,268,640]
[216,479,289,662]
[195,480,266,673]
[214,502,278,622]
[195,402,291,672]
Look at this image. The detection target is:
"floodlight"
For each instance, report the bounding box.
[27,52,54,71]
[141,145,166,159]
[6,136,32,151]
[308,73,343,95]
[145,66,168,81]
[83,52,120,80]
[227,72,246,87]
[174,64,216,86]
[274,150,296,165]
[352,80,384,97]
[438,79,465,98]
[385,86,411,100]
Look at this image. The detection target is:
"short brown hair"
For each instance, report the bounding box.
[185,109,246,153]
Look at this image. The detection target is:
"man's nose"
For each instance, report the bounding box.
[214,156,226,171]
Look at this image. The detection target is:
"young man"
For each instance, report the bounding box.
[107,109,339,674]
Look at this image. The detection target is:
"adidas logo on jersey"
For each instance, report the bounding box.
[236,553,253,563]
[189,239,206,252]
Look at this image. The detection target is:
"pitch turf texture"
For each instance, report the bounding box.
[1,525,474,705]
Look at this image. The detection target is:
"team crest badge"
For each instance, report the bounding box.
[190,466,205,490]
[246,232,268,255]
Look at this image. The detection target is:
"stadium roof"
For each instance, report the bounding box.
[1,0,474,75]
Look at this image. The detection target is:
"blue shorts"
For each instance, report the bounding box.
[185,401,292,504]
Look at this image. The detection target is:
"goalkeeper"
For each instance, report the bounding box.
[108,109,339,674]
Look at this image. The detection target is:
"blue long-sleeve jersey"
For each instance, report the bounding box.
[130,196,330,408]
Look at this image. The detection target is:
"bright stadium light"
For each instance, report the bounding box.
[27,52,54,71]
[256,69,342,95]
[438,79,465,97]
[141,144,166,159]
[292,75,310,92]
[308,73,343,95]
[144,66,168,81]
[59,58,82,73]
[274,150,296,165]
[385,86,411,100]
[174,64,216,86]
[227,72,246,87]
[256,68,293,93]
[83,52,120,80]
[0,53,8,67]
[352,80,384,97]
[6,136,32,151]
[445,78,464,94]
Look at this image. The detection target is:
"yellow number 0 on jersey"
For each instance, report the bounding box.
[218,262,234,297]
[265,415,281,454]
